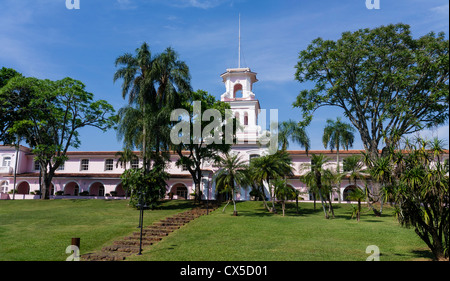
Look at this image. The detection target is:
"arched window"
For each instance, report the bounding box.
[233,84,243,98]
[244,111,249,126]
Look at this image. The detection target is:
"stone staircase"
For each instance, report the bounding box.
[81,203,218,261]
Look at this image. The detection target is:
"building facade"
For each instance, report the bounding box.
[1,67,446,201]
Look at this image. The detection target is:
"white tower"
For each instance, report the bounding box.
[220,15,263,146]
[220,68,261,144]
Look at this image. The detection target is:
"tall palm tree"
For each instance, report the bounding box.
[114,42,156,172]
[322,117,355,173]
[278,120,310,153]
[114,44,191,172]
[323,117,355,203]
[250,150,294,213]
[214,153,249,216]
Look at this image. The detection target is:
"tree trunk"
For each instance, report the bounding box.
[232,189,238,216]
[318,189,329,219]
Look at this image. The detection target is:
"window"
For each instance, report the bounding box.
[233,83,243,98]
[244,112,248,126]
[131,159,139,169]
[0,181,8,193]
[57,162,65,171]
[2,157,11,167]
[34,161,40,171]
[80,159,89,171]
[105,159,114,171]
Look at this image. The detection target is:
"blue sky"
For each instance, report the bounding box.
[1,0,449,151]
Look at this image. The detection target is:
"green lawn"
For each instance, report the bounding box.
[0,199,195,261]
[0,199,432,261]
[130,201,432,261]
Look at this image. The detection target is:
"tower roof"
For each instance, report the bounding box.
[220,67,258,84]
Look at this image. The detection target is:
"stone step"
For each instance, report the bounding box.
[129,233,165,240]
[103,245,141,253]
[154,221,185,227]
[114,240,154,246]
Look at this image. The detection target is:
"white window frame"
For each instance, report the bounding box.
[80,159,89,171]
[105,159,114,171]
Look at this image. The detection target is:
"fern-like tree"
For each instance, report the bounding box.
[214,153,249,216]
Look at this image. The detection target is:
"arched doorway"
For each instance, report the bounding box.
[115,183,126,197]
[89,182,105,196]
[343,185,358,201]
[171,183,188,200]
[64,182,79,196]
[17,182,30,194]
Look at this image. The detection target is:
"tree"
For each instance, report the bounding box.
[114,43,191,172]
[172,90,234,203]
[278,119,310,152]
[272,178,297,216]
[384,137,448,261]
[346,185,366,222]
[2,76,115,199]
[214,153,249,216]
[294,23,449,159]
[300,154,335,219]
[0,67,24,144]
[322,117,355,173]
[249,150,294,213]
[120,166,169,209]
[115,148,139,171]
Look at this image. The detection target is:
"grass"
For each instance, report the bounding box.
[130,201,432,261]
[0,199,195,261]
[0,199,432,261]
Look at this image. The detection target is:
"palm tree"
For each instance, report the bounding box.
[278,120,310,152]
[272,178,297,216]
[250,150,294,213]
[115,148,138,171]
[323,117,355,203]
[114,44,191,172]
[214,153,249,216]
[300,154,334,219]
[114,42,156,172]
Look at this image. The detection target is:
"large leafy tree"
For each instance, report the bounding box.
[0,67,24,144]
[1,76,115,199]
[172,90,234,203]
[294,23,449,159]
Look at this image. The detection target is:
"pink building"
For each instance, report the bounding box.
[1,67,446,201]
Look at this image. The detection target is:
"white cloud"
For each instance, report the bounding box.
[430,3,449,16]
